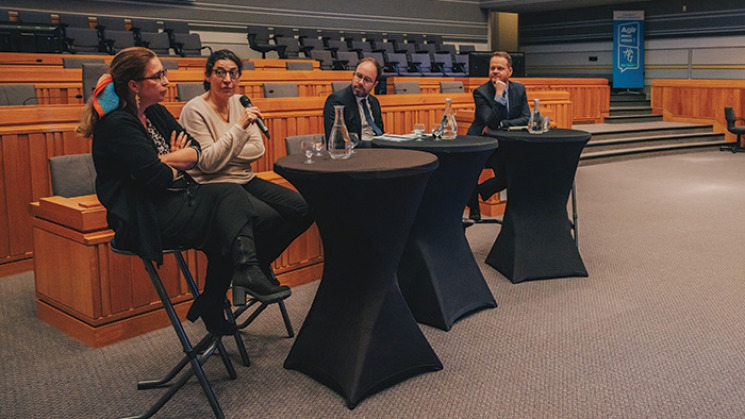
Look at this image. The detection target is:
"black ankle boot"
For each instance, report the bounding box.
[232,237,291,303]
[187,295,237,336]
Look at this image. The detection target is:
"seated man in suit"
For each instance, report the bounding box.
[323,57,384,147]
[466,51,530,220]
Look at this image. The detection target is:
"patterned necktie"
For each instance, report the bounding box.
[362,98,383,136]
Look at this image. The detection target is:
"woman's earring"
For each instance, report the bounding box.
[135,93,141,110]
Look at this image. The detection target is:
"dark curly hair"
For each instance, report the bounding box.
[203,49,243,91]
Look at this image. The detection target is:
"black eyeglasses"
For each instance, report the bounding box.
[213,67,241,79]
[138,68,168,82]
[353,72,375,85]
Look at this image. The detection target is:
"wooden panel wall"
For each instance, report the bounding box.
[651,79,745,142]
[386,76,608,123]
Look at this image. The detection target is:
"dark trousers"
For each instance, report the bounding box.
[156,182,256,304]
[242,177,314,273]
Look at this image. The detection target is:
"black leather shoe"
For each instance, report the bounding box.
[187,296,237,336]
[233,265,291,303]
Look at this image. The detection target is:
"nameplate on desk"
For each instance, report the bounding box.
[373,134,418,142]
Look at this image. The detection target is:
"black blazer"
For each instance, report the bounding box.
[467,80,530,136]
[323,85,384,141]
[92,104,199,263]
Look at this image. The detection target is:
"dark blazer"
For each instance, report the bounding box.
[93,104,199,263]
[323,85,383,141]
[467,80,530,136]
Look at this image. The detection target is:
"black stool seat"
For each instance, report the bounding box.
[111,246,247,419]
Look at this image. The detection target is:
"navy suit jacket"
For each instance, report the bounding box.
[467,80,530,136]
[323,85,383,142]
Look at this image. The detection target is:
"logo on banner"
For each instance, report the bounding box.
[617,22,640,73]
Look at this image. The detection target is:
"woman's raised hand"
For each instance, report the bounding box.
[239,106,263,130]
[169,130,191,152]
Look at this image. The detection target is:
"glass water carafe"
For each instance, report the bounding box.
[528,98,543,134]
[439,98,458,140]
[327,105,352,159]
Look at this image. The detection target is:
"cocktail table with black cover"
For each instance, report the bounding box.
[372,135,499,331]
[485,128,591,283]
[274,149,442,409]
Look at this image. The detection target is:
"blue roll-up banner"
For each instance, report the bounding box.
[613,10,644,89]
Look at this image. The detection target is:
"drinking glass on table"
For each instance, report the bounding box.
[301,138,315,164]
[313,135,325,156]
[432,124,443,140]
[413,123,426,139]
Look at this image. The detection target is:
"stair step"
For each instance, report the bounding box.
[609,101,651,109]
[583,124,715,141]
[609,94,647,102]
[586,132,725,153]
[609,107,653,116]
[604,114,663,123]
[580,141,729,166]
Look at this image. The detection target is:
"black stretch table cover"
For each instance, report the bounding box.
[485,128,590,283]
[274,149,442,408]
[372,135,498,330]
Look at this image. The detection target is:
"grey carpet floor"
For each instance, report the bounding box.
[2,151,745,418]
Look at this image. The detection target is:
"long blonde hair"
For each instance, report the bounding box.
[76,47,156,138]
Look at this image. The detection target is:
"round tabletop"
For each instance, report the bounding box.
[371,135,498,153]
[274,149,438,179]
[487,128,591,144]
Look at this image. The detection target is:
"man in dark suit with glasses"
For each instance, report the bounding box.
[323,57,385,147]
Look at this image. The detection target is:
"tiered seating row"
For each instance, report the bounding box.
[0,10,208,57]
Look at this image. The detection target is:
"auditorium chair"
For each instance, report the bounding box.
[309,49,336,70]
[459,44,475,54]
[284,133,324,157]
[263,82,299,98]
[297,28,319,42]
[415,43,437,55]
[349,40,371,58]
[437,43,457,57]
[177,83,204,102]
[393,81,421,95]
[82,63,109,102]
[64,27,103,54]
[103,29,135,54]
[408,34,426,45]
[409,53,443,76]
[0,84,36,106]
[335,51,359,70]
[48,153,96,197]
[365,32,384,45]
[372,42,394,55]
[285,61,313,71]
[57,14,92,30]
[434,52,465,77]
[332,81,351,92]
[300,37,323,57]
[321,30,344,47]
[163,20,189,54]
[140,32,170,55]
[176,32,211,56]
[385,33,407,53]
[272,27,295,40]
[440,81,464,94]
[130,19,160,45]
[455,54,469,76]
[247,26,285,58]
[720,107,745,153]
[242,59,255,71]
[383,52,420,77]
[325,39,347,57]
[427,34,443,44]
[276,36,300,59]
[396,42,417,57]
[62,57,105,69]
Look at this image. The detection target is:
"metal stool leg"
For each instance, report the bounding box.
[570,181,579,247]
[174,252,243,374]
[121,257,225,419]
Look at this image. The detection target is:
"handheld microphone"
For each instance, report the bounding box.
[239,95,270,140]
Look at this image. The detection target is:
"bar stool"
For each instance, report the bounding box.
[232,268,294,340]
[113,246,248,419]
